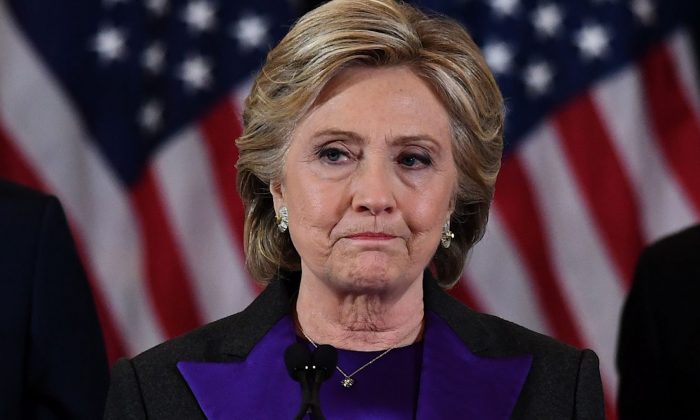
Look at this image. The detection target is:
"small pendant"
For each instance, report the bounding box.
[341,377,354,388]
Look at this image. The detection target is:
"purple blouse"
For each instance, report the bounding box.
[309,341,423,419]
[177,312,532,419]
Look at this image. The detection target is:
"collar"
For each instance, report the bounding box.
[178,273,532,419]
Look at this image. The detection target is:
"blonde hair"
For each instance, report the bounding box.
[236,0,503,287]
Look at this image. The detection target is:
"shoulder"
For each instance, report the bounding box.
[0,180,62,233]
[473,310,604,419]
[131,277,295,367]
[444,297,593,373]
[0,181,70,267]
[430,281,598,376]
[629,225,700,305]
[427,278,583,359]
[472,310,602,403]
[639,224,700,268]
[106,312,253,418]
[0,179,51,202]
[428,284,604,418]
[0,181,70,299]
[477,310,582,358]
[106,278,295,415]
[131,312,248,367]
[0,180,60,213]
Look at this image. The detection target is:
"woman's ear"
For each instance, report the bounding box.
[448,193,457,215]
[270,179,285,211]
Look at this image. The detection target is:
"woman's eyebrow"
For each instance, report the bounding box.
[389,134,442,146]
[310,129,364,144]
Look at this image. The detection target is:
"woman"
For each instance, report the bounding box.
[105,0,604,418]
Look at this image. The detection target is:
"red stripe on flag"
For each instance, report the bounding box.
[605,389,617,420]
[130,168,203,337]
[0,124,43,188]
[0,122,127,362]
[494,156,585,348]
[553,94,643,284]
[641,45,700,214]
[199,98,261,292]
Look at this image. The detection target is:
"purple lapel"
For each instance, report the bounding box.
[177,312,532,419]
[177,316,300,419]
[416,311,532,420]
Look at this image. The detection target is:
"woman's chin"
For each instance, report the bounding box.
[326,256,416,295]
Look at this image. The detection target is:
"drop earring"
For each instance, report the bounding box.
[276,207,289,232]
[441,220,454,248]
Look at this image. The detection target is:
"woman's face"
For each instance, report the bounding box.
[272,65,457,296]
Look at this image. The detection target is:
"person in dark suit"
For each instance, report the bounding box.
[106,271,603,419]
[105,0,604,418]
[617,224,700,419]
[0,180,109,419]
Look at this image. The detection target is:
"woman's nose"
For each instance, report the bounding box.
[351,160,396,215]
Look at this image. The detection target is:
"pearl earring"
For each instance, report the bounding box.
[276,207,289,232]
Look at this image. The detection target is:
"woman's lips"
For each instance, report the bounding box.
[345,232,397,240]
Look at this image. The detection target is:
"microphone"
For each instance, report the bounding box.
[284,343,338,420]
[312,344,338,382]
[285,343,313,420]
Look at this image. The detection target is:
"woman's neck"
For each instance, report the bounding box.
[294,272,425,351]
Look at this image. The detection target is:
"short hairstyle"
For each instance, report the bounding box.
[236,0,504,288]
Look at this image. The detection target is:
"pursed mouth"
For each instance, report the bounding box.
[345,232,397,240]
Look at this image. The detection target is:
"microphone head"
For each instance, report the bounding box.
[284,343,312,381]
[312,344,338,380]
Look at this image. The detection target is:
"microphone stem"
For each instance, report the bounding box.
[308,369,326,420]
[293,371,313,420]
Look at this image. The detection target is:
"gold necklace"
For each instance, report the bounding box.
[301,330,395,389]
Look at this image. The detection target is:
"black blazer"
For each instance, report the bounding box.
[0,180,109,419]
[617,224,700,419]
[105,272,604,419]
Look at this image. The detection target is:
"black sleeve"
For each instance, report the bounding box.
[574,349,605,420]
[616,227,700,420]
[25,196,110,419]
[104,358,148,420]
[616,249,663,420]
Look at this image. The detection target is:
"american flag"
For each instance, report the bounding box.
[416,0,700,417]
[0,0,293,359]
[1,0,699,417]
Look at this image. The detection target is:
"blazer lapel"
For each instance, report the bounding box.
[177,316,300,419]
[416,311,532,420]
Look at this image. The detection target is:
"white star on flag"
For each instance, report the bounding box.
[92,26,127,63]
[483,42,514,75]
[490,0,519,18]
[575,23,610,60]
[139,100,163,132]
[142,42,165,74]
[231,15,270,51]
[523,61,553,95]
[146,0,169,16]
[532,4,563,37]
[178,55,212,91]
[631,0,656,26]
[182,0,216,33]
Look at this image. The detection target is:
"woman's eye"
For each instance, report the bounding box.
[399,153,432,168]
[319,147,349,163]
